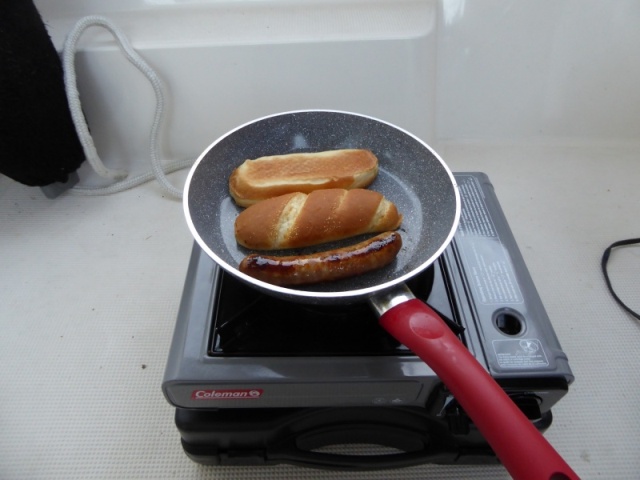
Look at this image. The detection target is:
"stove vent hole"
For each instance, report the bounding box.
[494,310,524,336]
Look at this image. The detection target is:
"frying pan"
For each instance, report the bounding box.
[184,110,579,480]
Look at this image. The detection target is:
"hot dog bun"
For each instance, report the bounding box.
[229,149,378,207]
[234,188,403,250]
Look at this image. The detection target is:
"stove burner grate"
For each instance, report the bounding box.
[209,263,462,356]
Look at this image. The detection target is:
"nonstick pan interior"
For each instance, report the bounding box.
[184,110,460,303]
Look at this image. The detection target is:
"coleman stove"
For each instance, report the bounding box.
[162,172,574,469]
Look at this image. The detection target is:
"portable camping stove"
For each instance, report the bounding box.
[162,172,574,469]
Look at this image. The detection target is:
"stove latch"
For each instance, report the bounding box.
[432,390,548,437]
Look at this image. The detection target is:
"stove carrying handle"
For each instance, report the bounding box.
[268,421,453,470]
[379,298,581,480]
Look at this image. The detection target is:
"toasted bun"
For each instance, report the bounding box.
[234,188,402,250]
[229,149,378,207]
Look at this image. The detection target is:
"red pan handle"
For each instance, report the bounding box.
[379,299,580,480]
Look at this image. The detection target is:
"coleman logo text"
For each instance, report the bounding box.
[191,389,263,400]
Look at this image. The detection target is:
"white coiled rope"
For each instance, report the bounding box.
[62,15,191,198]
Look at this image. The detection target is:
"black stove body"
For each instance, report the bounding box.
[162,173,574,470]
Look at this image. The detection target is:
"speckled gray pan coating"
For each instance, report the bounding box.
[184,110,460,305]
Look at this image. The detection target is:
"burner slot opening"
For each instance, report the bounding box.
[494,309,524,336]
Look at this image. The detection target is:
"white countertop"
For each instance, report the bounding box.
[1,142,639,479]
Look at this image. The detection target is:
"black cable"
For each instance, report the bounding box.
[601,238,640,321]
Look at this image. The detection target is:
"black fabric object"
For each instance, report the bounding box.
[0,0,84,187]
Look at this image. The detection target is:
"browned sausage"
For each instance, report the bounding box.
[238,231,402,286]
